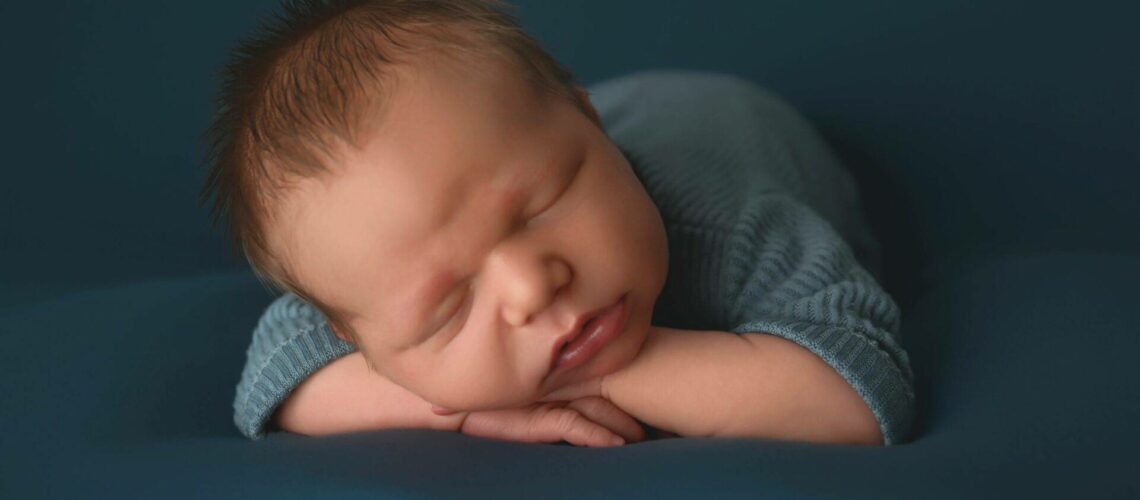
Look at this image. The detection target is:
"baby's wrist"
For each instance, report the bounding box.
[598,370,616,403]
[451,411,471,433]
[425,403,469,432]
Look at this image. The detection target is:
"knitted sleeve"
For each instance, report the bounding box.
[232,293,357,439]
[723,194,916,445]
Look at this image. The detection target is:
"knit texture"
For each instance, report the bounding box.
[233,70,915,445]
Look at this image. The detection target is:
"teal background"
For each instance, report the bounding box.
[2,1,1138,498]
[3,1,1137,308]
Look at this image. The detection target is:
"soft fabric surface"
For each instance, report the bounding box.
[5,1,1138,498]
[3,253,1137,498]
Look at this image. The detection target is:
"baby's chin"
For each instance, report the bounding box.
[597,317,653,379]
[540,314,653,401]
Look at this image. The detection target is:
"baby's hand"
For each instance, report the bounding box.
[435,397,645,447]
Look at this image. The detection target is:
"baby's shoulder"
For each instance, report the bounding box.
[591,71,806,230]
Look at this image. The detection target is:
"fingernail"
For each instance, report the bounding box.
[610,436,625,446]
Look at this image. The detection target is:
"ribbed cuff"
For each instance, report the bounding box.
[730,319,916,445]
[233,295,357,440]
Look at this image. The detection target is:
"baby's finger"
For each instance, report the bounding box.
[566,397,646,444]
[458,406,621,448]
[431,404,458,416]
[532,406,625,448]
[539,376,604,403]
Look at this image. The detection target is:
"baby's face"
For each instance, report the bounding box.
[274,52,668,412]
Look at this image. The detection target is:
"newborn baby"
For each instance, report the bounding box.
[204,0,915,447]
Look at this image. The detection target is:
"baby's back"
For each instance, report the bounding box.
[588,70,883,279]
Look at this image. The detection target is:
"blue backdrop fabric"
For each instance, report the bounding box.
[2,1,1138,498]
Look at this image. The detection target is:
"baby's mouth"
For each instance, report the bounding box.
[548,294,628,379]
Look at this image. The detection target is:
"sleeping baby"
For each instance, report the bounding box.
[201,0,915,447]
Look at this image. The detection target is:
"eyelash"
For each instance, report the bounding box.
[526,185,561,220]
[437,282,472,332]
[528,158,581,219]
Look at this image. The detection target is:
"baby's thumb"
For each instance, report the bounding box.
[540,377,603,403]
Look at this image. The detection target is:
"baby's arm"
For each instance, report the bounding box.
[273,351,465,436]
[591,191,914,445]
[274,351,645,446]
[248,291,643,445]
[600,326,882,444]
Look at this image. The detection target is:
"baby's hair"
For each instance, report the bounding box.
[197,0,590,344]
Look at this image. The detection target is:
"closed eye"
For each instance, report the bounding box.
[433,281,473,335]
[528,158,581,220]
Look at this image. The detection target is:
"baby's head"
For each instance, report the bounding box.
[200,0,668,412]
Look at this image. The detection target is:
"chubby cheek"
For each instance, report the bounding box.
[409,340,534,411]
[627,182,669,292]
[629,203,668,284]
[595,169,669,294]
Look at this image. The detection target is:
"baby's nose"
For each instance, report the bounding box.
[499,260,570,328]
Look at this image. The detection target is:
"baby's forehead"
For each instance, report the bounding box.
[274,58,577,259]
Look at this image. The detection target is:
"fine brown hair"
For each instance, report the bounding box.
[197,0,592,344]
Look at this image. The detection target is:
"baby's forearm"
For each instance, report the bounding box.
[274,352,466,436]
[603,327,883,445]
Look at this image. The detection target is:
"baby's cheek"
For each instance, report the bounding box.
[435,362,533,411]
